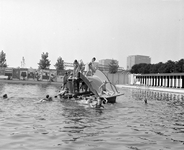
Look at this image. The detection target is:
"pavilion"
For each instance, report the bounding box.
[135,73,184,88]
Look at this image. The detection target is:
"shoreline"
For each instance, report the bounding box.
[2,80,184,94]
[0,79,62,85]
[116,84,184,94]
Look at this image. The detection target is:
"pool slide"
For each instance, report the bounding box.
[80,70,119,97]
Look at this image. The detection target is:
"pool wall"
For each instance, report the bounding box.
[116,84,184,94]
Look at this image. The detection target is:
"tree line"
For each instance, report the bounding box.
[0,50,119,73]
[0,50,64,71]
[130,59,184,74]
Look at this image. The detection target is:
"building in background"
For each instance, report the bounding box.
[127,55,151,70]
[93,62,99,69]
[98,59,119,71]
[99,59,119,66]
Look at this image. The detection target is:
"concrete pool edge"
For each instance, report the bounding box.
[2,80,184,94]
[0,79,62,85]
[116,84,184,94]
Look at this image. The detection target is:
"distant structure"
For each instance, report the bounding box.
[127,55,151,70]
[93,62,100,69]
[21,57,26,68]
[99,59,119,66]
[64,59,123,72]
[98,59,119,71]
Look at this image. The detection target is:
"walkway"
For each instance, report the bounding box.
[116,84,184,94]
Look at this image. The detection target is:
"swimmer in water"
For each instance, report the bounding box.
[39,95,53,102]
[2,94,8,99]
[144,98,147,104]
[96,97,104,108]
[89,97,104,109]
[2,94,14,100]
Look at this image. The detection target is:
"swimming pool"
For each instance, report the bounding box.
[0,83,184,150]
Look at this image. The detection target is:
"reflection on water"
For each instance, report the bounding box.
[0,83,184,150]
[131,87,184,106]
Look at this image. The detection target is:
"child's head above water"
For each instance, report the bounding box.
[46,95,49,98]
[97,97,103,104]
[3,94,8,99]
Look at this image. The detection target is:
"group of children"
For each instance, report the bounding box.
[36,90,105,109]
[73,57,96,77]
[1,57,110,109]
[61,57,97,92]
[54,57,113,108]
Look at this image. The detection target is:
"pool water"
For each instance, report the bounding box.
[0,83,184,150]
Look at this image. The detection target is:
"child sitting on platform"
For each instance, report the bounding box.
[99,80,114,96]
[99,80,108,95]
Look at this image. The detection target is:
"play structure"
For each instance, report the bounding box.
[58,70,123,103]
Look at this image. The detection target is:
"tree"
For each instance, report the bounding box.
[175,59,184,73]
[38,52,51,69]
[137,63,149,74]
[130,59,183,74]
[54,57,64,71]
[143,64,151,74]
[0,50,7,67]
[157,63,166,73]
[164,60,176,73]
[108,59,119,74]
[130,64,139,74]
[149,64,156,73]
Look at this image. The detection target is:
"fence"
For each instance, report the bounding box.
[101,70,131,85]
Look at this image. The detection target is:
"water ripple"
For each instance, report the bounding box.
[1,84,184,149]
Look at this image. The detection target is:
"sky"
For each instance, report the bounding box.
[0,0,184,69]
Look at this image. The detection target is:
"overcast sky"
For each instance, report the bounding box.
[0,0,184,69]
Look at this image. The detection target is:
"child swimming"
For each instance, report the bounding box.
[39,95,53,102]
[2,94,8,99]
[88,97,104,109]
